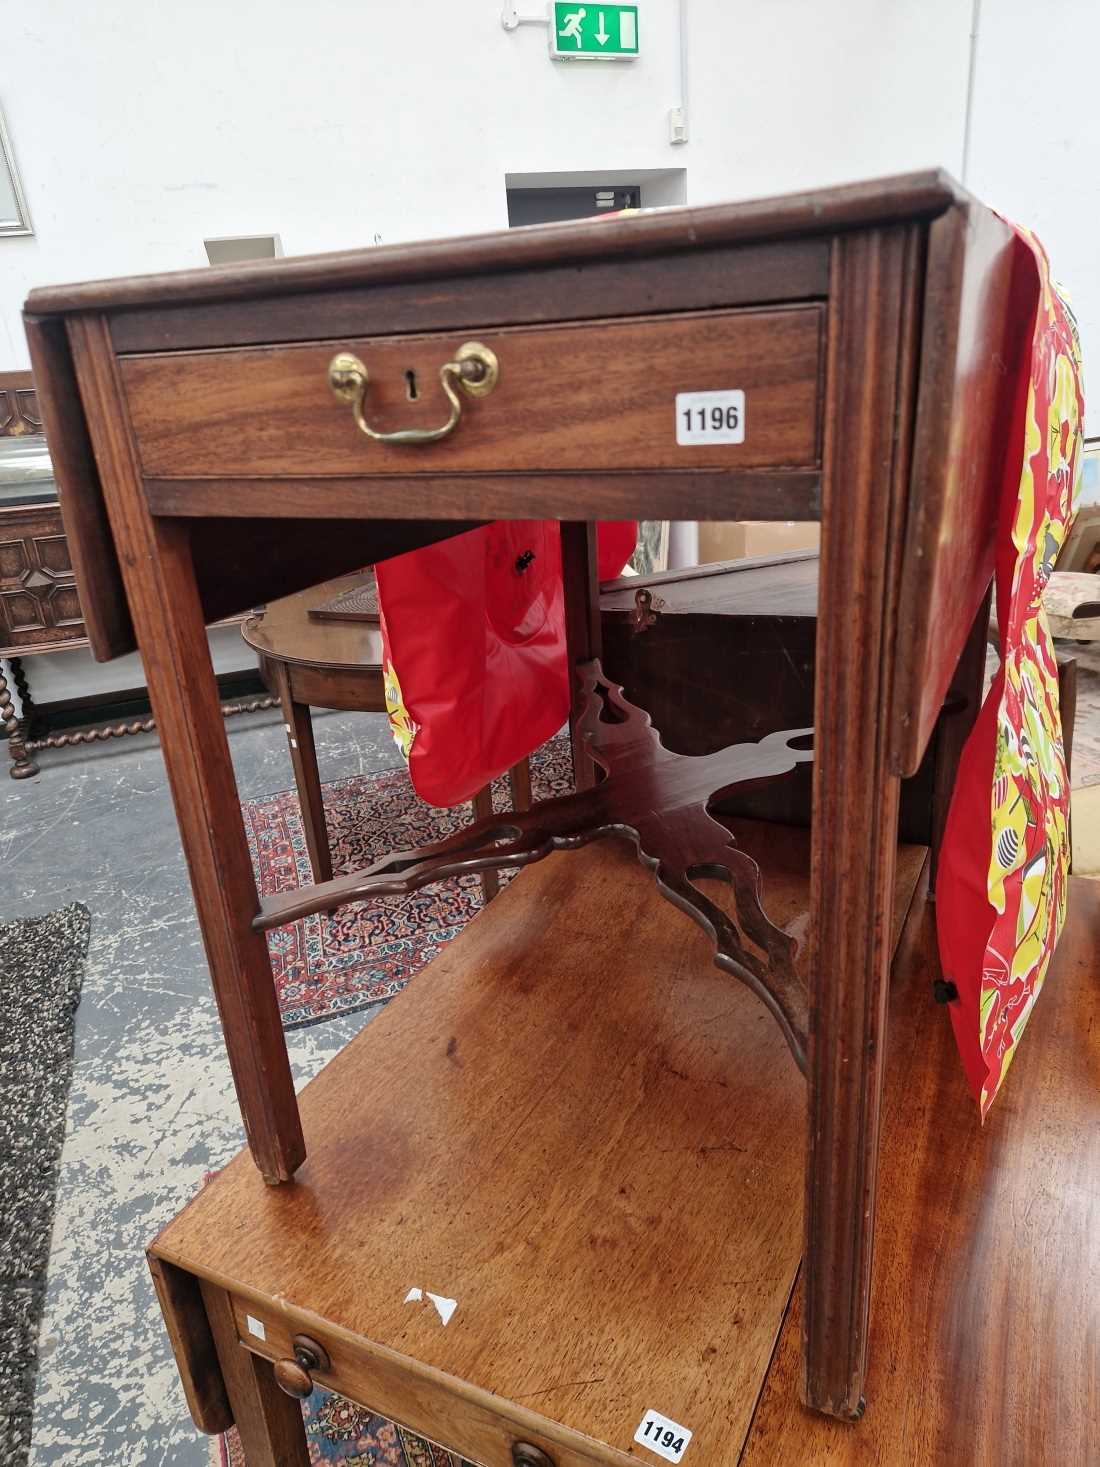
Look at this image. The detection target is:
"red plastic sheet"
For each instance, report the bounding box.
[376,521,634,807]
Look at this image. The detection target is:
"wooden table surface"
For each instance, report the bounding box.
[153,841,1100,1467]
[153,825,928,1465]
[743,872,1100,1467]
[600,551,819,621]
[241,573,383,670]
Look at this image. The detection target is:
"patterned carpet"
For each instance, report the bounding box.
[244,736,573,1028]
[216,1394,471,1466]
[0,904,89,1466]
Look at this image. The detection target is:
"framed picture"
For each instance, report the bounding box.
[0,106,32,237]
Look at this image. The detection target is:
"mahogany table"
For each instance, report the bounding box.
[27,170,1017,1421]
[241,569,532,895]
[147,851,1100,1466]
[149,835,929,1467]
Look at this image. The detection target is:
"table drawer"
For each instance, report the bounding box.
[121,306,822,480]
[229,1294,628,1467]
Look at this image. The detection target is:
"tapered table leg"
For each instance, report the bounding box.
[471,781,500,901]
[509,756,533,813]
[201,1282,309,1467]
[561,521,601,792]
[803,224,920,1418]
[274,662,334,885]
[69,315,304,1183]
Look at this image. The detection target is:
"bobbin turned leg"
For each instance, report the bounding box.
[9,657,44,740]
[1,659,38,779]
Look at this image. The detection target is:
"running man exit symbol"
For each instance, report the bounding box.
[550,3,640,59]
[558,8,585,45]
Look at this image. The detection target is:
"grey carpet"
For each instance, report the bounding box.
[0,903,89,1466]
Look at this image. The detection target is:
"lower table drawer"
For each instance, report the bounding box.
[229,1294,628,1467]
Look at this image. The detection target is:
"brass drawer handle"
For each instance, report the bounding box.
[328,342,499,445]
[273,1333,331,1398]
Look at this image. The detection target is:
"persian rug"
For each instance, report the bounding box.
[216,1392,473,1465]
[244,734,572,1027]
[0,903,89,1466]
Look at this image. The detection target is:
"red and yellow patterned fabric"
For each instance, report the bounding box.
[936,225,1084,1118]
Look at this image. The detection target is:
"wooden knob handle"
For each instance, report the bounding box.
[273,1356,314,1398]
[272,1333,331,1399]
[512,1445,556,1467]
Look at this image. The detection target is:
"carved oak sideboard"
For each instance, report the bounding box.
[0,370,87,775]
[0,369,273,777]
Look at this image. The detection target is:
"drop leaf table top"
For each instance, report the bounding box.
[28,170,1022,1422]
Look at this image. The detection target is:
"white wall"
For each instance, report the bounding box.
[966,0,1100,433]
[0,0,975,366]
[2,0,1096,707]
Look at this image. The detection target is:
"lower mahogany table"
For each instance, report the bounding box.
[149,843,1100,1466]
[150,832,928,1467]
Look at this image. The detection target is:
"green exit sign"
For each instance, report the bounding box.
[550,3,640,60]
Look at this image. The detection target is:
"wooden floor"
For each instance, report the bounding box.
[153,834,1100,1467]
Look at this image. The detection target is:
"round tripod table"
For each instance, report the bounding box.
[242,572,531,896]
